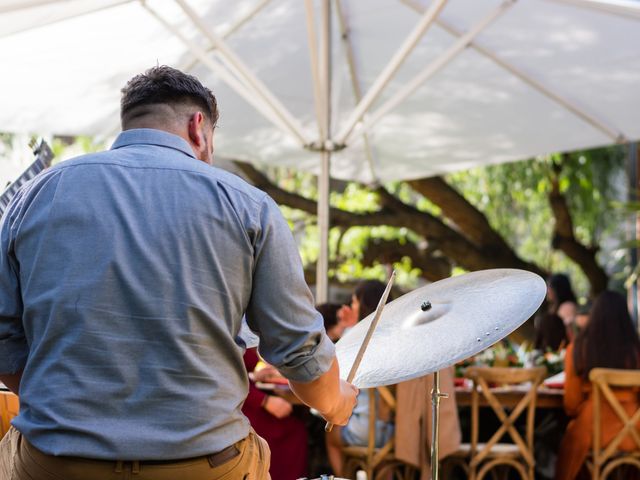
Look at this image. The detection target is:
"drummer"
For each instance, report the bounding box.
[0,66,358,480]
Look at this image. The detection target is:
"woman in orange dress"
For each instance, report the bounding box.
[555,290,640,480]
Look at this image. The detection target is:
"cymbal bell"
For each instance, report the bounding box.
[335,269,546,388]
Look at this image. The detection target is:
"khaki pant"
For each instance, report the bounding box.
[0,427,271,480]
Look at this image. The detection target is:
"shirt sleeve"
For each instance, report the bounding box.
[245,195,334,383]
[0,197,27,375]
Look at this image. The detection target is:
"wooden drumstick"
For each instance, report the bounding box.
[325,270,396,432]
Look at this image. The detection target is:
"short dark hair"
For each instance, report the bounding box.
[316,303,341,331]
[120,65,219,127]
[354,280,391,321]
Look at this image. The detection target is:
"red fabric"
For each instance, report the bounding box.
[242,348,308,480]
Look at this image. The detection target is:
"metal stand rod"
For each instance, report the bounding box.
[430,370,448,480]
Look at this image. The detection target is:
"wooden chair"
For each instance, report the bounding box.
[446,366,546,480]
[588,368,640,480]
[0,392,19,438]
[342,385,416,480]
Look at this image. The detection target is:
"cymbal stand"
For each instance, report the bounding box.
[430,370,449,480]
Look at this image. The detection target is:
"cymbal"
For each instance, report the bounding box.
[335,269,546,388]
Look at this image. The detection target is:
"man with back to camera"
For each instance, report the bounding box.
[0,66,358,479]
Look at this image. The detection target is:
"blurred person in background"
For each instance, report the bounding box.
[547,273,579,342]
[317,303,344,342]
[555,290,640,480]
[326,280,394,477]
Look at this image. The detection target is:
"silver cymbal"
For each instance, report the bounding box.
[336,269,546,388]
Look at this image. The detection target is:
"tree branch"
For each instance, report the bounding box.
[234,160,545,277]
[549,155,608,295]
[407,176,512,252]
[361,239,451,281]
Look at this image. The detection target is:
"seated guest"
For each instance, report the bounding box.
[575,302,591,332]
[337,279,389,330]
[547,273,579,341]
[326,280,394,477]
[396,367,461,479]
[532,314,569,479]
[242,347,308,480]
[555,290,640,480]
[317,303,344,342]
[535,313,569,353]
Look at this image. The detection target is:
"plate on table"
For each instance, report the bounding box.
[543,371,565,389]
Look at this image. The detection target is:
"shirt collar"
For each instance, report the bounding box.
[111,128,196,159]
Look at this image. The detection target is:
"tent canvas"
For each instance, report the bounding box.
[0,0,639,298]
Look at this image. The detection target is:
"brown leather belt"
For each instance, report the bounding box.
[207,444,241,467]
[132,443,241,468]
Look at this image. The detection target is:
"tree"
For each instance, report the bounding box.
[235,145,626,297]
[0,134,626,297]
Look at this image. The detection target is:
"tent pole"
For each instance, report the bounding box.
[143,3,292,137]
[547,0,640,20]
[173,0,311,147]
[346,0,515,145]
[182,0,273,73]
[629,142,639,327]
[335,0,448,145]
[0,0,70,14]
[316,0,332,304]
[305,0,327,139]
[335,0,379,184]
[317,150,331,303]
[399,0,626,143]
[1,0,131,39]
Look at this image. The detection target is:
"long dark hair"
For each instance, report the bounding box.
[574,290,640,380]
[535,313,569,352]
[354,280,390,321]
[548,273,577,307]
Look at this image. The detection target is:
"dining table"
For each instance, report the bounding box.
[256,376,565,410]
[454,383,564,409]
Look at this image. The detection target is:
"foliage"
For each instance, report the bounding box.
[270,145,627,294]
[532,348,566,377]
[446,146,627,298]
[1,133,629,296]
[473,339,523,369]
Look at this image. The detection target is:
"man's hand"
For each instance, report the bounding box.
[253,364,282,383]
[289,358,358,427]
[263,395,293,419]
[320,379,359,426]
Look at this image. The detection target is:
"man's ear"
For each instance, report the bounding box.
[187,111,206,149]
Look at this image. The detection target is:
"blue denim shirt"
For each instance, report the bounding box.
[0,129,334,460]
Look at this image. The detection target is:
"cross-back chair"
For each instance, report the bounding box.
[342,385,416,480]
[589,368,640,480]
[447,366,546,480]
[0,392,19,438]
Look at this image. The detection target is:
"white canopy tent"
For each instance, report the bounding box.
[0,0,639,299]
